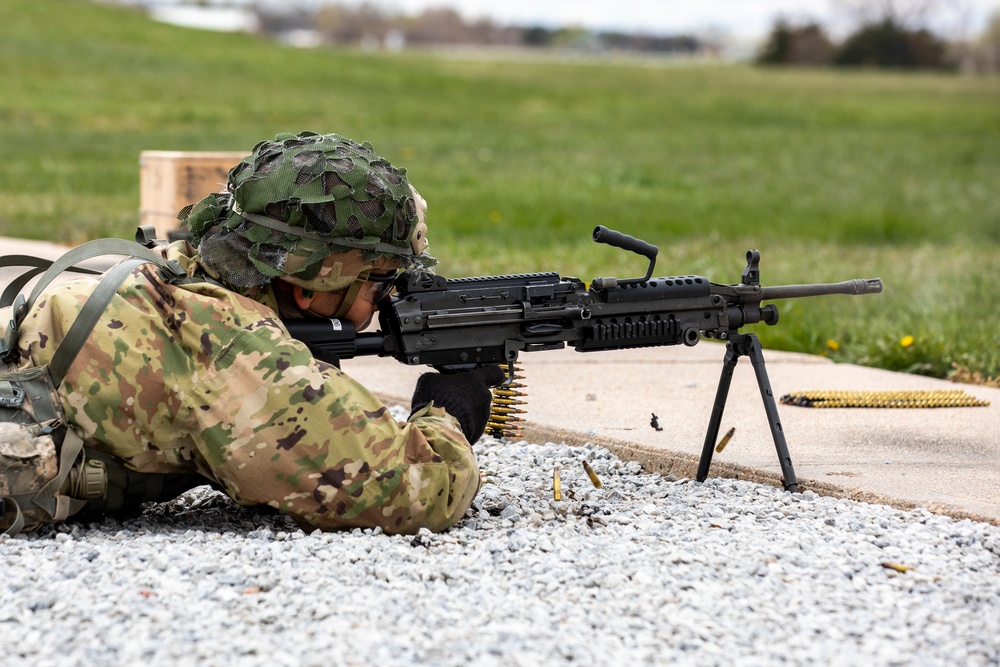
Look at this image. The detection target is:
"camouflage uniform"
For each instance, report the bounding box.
[0,133,482,534]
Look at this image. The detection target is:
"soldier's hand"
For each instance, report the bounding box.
[409,365,506,445]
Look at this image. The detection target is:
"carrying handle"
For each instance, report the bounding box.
[590,226,659,288]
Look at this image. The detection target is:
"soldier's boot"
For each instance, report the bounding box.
[61,449,206,521]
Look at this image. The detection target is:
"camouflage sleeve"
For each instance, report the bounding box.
[181,319,480,534]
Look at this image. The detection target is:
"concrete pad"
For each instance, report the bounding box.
[342,344,1000,525]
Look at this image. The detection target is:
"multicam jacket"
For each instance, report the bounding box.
[0,242,479,533]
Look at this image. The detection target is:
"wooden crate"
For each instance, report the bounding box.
[139,151,247,240]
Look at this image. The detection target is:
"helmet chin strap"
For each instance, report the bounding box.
[331,272,368,318]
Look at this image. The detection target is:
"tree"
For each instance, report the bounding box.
[833,0,940,31]
[833,0,976,42]
[405,8,468,45]
[522,26,553,47]
[758,19,794,63]
[314,3,388,45]
[834,18,949,68]
[758,20,833,66]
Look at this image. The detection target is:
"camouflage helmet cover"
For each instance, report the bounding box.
[182,131,433,292]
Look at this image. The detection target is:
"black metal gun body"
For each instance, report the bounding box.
[291,268,880,371]
[384,272,716,365]
[285,227,882,492]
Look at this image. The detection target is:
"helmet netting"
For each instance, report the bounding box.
[180,131,436,291]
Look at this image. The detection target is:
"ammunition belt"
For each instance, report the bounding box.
[780,390,990,408]
[487,365,526,439]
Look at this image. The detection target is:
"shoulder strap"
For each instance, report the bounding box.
[0,256,100,309]
[23,238,177,313]
[48,257,149,387]
[2,238,186,374]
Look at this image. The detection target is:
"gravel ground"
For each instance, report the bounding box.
[2,407,999,667]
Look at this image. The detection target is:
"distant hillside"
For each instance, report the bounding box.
[0,0,457,240]
[1,0,997,254]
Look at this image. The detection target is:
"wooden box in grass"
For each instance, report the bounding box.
[139,151,247,240]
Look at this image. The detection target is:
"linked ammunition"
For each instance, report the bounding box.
[488,364,527,439]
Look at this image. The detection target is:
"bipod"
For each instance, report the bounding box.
[696,332,798,492]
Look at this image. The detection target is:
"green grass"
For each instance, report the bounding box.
[2,0,999,379]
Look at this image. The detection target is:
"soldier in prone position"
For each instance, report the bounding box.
[0,132,502,535]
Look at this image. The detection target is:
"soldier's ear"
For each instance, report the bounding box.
[293,286,316,310]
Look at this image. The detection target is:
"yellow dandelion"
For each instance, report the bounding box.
[900,335,914,348]
[826,339,840,352]
[489,211,502,223]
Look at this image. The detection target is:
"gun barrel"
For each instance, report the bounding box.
[761,278,883,301]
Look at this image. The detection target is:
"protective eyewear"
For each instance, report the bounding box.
[366,271,398,302]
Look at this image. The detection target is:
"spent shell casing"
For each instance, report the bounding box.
[582,460,603,488]
[715,427,736,453]
[553,466,562,501]
[881,561,915,573]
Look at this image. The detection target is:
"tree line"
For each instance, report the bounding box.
[255,3,706,56]
[165,0,1000,71]
[758,3,1000,72]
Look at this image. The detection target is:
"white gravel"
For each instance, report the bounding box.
[2,407,999,667]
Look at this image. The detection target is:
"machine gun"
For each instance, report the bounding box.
[285,226,883,492]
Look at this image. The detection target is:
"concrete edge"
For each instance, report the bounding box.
[373,391,1000,528]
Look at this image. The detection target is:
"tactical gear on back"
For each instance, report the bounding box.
[0,237,198,535]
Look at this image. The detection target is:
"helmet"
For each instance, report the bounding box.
[182,131,434,293]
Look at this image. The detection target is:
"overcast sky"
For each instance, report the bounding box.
[313,0,999,40]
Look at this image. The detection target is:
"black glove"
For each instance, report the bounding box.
[409,365,506,444]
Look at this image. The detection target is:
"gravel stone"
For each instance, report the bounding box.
[0,406,998,666]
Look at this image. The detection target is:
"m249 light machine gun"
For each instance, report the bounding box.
[286,227,883,492]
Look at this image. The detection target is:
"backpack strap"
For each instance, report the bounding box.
[1,497,25,536]
[0,256,100,309]
[2,238,187,369]
[23,238,180,313]
[48,257,149,387]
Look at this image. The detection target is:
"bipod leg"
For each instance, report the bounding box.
[696,333,798,492]
[741,333,798,492]
[696,339,740,482]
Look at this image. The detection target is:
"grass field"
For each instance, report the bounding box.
[2,0,999,380]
